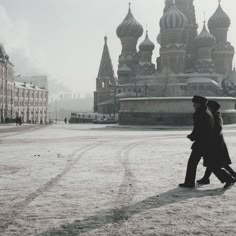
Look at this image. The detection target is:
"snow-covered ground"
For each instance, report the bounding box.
[0,124,236,236]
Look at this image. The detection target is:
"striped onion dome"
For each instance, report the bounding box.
[194,22,216,48]
[116,4,143,39]
[159,2,187,29]
[139,31,155,51]
[208,1,230,29]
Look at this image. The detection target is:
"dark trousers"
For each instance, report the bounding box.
[202,166,236,182]
[184,149,203,185]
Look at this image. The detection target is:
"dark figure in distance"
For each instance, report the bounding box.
[197,100,236,186]
[64,117,67,124]
[179,96,235,188]
[18,116,22,125]
[16,116,19,126]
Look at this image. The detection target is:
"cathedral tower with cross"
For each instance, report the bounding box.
[94,0,235,121]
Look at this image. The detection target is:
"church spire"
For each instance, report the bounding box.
[97,36,114,78]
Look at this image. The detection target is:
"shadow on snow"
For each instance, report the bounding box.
[39,186,225,236]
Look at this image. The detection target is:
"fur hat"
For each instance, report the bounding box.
[207,100,221,111]
[192,95,208,105]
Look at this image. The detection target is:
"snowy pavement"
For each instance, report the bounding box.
[0,124,236,236]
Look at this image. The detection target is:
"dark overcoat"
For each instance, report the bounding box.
[203,111,231,168]
[188,105,215,155]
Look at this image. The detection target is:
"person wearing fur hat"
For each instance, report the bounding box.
[179,96,235,188]
[197,100,236,187]
[179,96,215,188]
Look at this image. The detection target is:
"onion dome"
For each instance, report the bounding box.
[194,22,216,48]
[116,4,143,39]
[208,0,230,29]
[160,2,187,29]
[139,31,155,51]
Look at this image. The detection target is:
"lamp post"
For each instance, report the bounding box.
[1,66,3,122]
[144,78,148,97]
[10,97,13,120]
[113,87,117,116]
[55,100,58,124]
[5,63,8,120]
[134,76,137,97]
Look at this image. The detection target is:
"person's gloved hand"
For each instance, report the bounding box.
[187,134,194,141]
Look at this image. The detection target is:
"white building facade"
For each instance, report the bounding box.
[0,43,48,124]
[15,82,48,124]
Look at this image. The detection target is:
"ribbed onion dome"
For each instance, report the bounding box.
[139,31,155,51]
[208,1,230,29]
[194,22,216,48]
[116,5,143,39]
[159,2,187,29]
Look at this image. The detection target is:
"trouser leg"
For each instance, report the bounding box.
[212,168,233,183]
[202,167,212,180]
[225,166,236,178]
[184,149,202,185]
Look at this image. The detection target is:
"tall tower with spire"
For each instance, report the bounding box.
[159,1,187,73]
[163,0,198,71]
[208,0,234,74]
[176,0,198,71]
[94,0,236,115]
[194,21,216,73]
[116,3,143,84]
[94,36,116,113]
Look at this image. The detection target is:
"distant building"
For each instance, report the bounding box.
[15,82,48,124]
[0,44,49,123]
[0,43,15,122]
[16,75,48,89]
[94,0,235,114]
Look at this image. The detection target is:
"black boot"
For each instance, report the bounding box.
[179,183,195,188]
[224,178,236,189]
[196,178,210,185]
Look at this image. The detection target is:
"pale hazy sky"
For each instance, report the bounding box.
[0,0,235,95]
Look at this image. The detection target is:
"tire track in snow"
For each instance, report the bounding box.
[0,142,102,233]
[110,141,143,235]
[0,125,45,139]
[109,135,187,235]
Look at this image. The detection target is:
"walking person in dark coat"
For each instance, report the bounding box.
[179,96,235,188]
[197,100,236,186]
[179,95,215,188]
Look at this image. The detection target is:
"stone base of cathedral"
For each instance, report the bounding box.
[118,97,236,126]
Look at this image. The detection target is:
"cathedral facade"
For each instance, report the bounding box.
[94,0,235,114]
